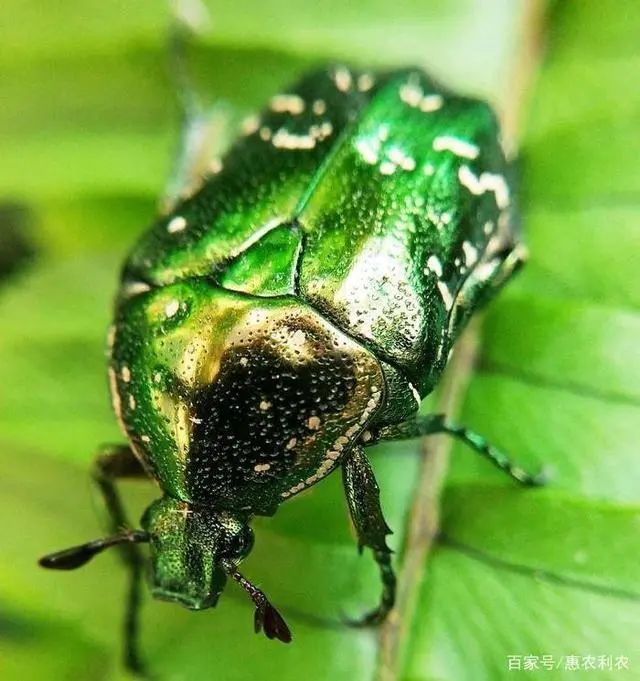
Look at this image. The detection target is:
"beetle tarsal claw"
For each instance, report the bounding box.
[230,568,292,643]
[255,600,292,643]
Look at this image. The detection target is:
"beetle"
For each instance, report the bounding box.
[39,63,544,672]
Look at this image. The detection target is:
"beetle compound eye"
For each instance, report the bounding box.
[225,525,255,559]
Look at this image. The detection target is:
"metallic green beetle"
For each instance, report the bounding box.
[40,64,543,671]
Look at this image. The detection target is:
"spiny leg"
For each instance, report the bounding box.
[163,2,229,210]
[342,446,396,626]
[92,445,149,675]
[375,414,547,486]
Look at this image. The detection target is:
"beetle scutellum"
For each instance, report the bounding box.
[39,62,545,671]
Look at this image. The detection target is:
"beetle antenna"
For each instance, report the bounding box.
[229,568,292,643]
[39,530,149,570]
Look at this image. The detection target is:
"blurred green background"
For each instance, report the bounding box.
[1,1,639,679]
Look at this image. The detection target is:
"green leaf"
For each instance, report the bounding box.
[404,548,638,681]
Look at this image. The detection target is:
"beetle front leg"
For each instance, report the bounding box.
[376,415,548,486]
[342,446,396,626]
[93,445,149,675]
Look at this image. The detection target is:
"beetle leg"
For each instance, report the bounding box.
[375,415,548,486]
[92,445,150,675]
[93,445,148,531]
[162,4,229,211]
[342,446,396,626]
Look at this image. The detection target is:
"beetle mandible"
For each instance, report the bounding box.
[39,60,544,672]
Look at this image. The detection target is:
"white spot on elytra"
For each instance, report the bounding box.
[357,73,375,91]
[437,281,454,310]
[128,394,136,410]
[307,416,321,430]
[355,138,379,165]
[426,254,443,277]
[124,281,151,297]
[399,76,443,113]
[399,79,422,106]
[403,157,416,171]
[121,365,131,383]
[259,400,272,411]
[388,147,416,171]
[272,129,316,150]
[458,166,510,209]
[462,240,479,267]
[433,135,479,160]
[285,438,297,450]
[270,94,305,115]
[334,66,352,92]
[379,161,396,175]
[309,121,333,141]
[165,299,180,318]
[419,94,443,112]
[254,463,271,473]
[141,434,150,443]
[312,99,326,115]
[167,216,187,234]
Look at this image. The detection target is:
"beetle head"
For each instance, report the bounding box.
[39,496,290,642]
[142,497,291,641]
[141,497,252,610]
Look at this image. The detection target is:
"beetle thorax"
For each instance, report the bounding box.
[109,283,384,514]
